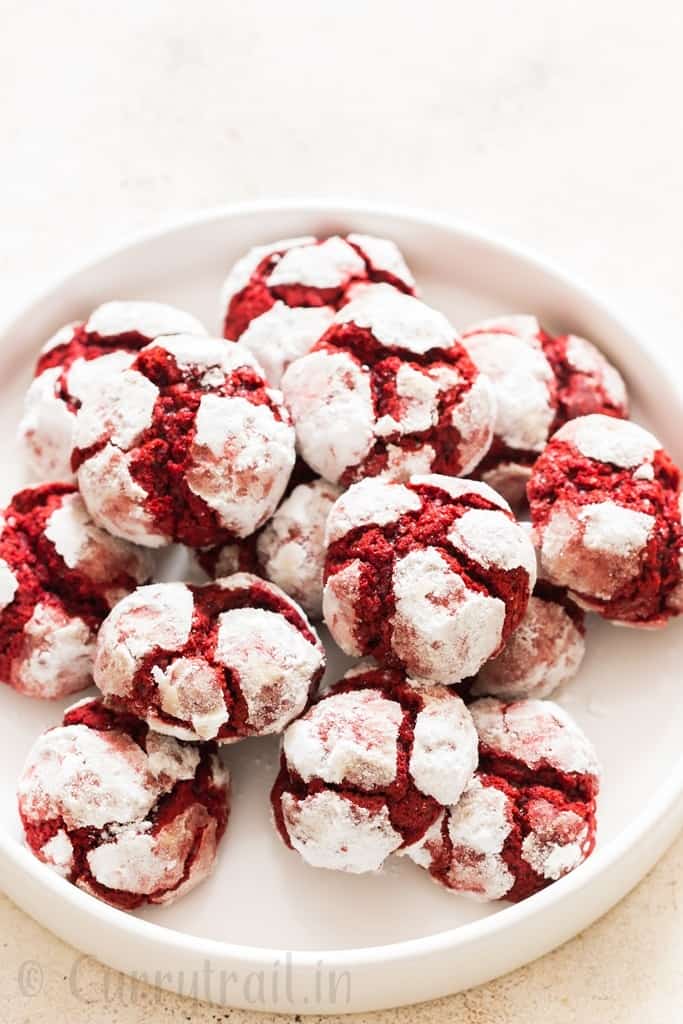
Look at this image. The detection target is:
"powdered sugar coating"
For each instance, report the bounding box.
[95,575,324,743]
[564,334,628,410]
[390,547,507,683]
[267,236,365,289]
[0,483,154,700]
[280,790,402,873]
[324,477,420,546]
[406,698,600,902]
[272,664,478,873]
[18,699,229,908]
[471,697,601,777]
[257,479,342,618]
[284,688,403,789]
[283,350,375,484]
[85,301,206,341]
[336,286,455,355]
[282,290,495,485]
[74,336,295,548]
[347,233,416,288]
[239,303,335,385]
[472,592,586,699]
[553,414,659,469]
[324,475,536,684]
[220,236,316,308]
[19,302,207,482]
[406,777,514,900]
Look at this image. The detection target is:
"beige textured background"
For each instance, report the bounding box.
[1,2,682,1021]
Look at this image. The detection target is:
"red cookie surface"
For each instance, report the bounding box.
[528,414,682,625]
[221,234,416,384]
[72,335,296,548]
[18,698,229,909]
[323,474,537,684]
[461,315,628,506]
[271,662,478,873]
[18,301,207,481]
[282,285,496,485]
[94,574,325,742]
[407,697,600,902]
[0,483,152,699]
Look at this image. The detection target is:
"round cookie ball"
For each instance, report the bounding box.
[282,285,496,485]
[323,474,537,684]
[0,483,153,699]
[461,315,628,506]
[72,335,296,548]
[270,662,478,873]
[527,414,682,626]
[407,697,600,902]
[256,478,342,618]
[470,582,586,700]
[18,698,229,909]
[94,574,325,742]
[221,233,415,384]
[18,301,207,481]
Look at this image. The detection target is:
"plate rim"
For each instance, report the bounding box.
[1,196,682,971]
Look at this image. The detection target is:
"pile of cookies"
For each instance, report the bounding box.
[9,233,682,912]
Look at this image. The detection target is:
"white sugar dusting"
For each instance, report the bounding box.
[0,558,18,611]
[324,477,420,546]
[18,367,78,481]
[462,326,555,452]
[282,349,374,484]
[257,479,342,618]
[409,690,478,805]
[283,688,402,789]
[347,233,415,288]
[410,474,511,512]
[85,301,207,341]
[280,789,402,873]
[322,560,364,657]
[152,657,229,740]
[12,603,95,699]
[95,582,194,698]
[187,394,295,537]
[554,414,659,468]
[470,698,601,777]
[214,607,323,734]
[390,547,506,684]
[239,303,334,385]
[337,286,455,354]
[220,236,316,308]
[447,509,537,582]
[267,236,365,289]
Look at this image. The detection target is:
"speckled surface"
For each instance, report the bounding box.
[2,1,683,1021]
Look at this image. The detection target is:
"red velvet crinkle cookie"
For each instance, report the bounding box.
[528,414,683,626]
[461,315,628,505]
[256,478,342,619]
[281,285,496,485]
[18,698,229,909]
[323,474,537,684]
[221,234,416,384]
[470,581,586,700]
[72,335,296,548]
[406,697,600,902]
[94,574,325,742]
[270,662,478,873]
[0,483,152,699]
[18,301,207,481]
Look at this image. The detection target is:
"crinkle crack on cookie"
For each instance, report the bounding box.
[18,698,229,909]
[406,697,600,902]
[282,286,496,485]
[94,574,325,742]
[270,663,478,873]
[72,335,296,548]
[323,474,536,684]
[19,301,207,480]
[528,414,682,626]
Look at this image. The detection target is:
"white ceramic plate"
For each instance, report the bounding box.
[1,201,682,1015]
